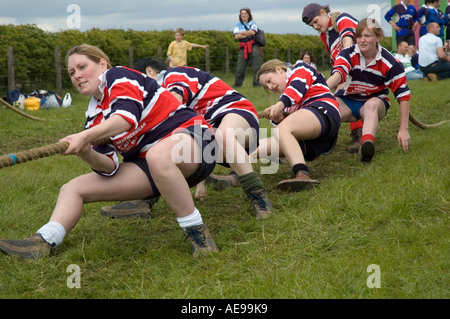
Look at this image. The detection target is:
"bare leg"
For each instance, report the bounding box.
[146,132,201,218]
[215,113,257,176]
[51,162,153,232]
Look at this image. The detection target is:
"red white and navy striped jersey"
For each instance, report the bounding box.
[161,66,258,126]
[280,62,340,117]
[85,66,211,175]
[321,12,358,65]
[331,44,411,103]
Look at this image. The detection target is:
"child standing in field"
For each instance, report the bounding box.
[167,28,209,67]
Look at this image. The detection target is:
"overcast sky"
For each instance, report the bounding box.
[1,0,394,36]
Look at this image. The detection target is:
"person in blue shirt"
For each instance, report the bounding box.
[425,0,449,41]
[445,3,450,42]
[385,0,419,56]
[418,0,432,36]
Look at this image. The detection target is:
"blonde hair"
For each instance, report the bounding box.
[257,59,287,80]
[175,28,185,36]
[257,59,288,96]
[66,44,112,69]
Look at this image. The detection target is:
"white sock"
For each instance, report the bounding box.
[177,208,203,230]
[37,221,66,247]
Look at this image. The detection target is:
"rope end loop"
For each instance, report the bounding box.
[8,154,18,166]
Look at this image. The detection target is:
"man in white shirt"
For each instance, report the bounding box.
[418,22,450,80]
[395,41,424,80]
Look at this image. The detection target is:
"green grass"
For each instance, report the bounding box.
[0,74,448,299]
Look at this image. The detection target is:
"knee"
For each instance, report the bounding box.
[146,151,171,174]
[363,100,382,117]
[58,179,83,199]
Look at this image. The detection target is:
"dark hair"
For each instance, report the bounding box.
[239,7,253,24]
[300,51,316,64]
[133,57,167,74]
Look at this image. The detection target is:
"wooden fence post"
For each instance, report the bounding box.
[205,48,210,73]
[7,46,15,92]
[157,47,162,61]
[55,47,62,96]
[321,50,326,69]
[224,47,229,74]
[128,47,134,68]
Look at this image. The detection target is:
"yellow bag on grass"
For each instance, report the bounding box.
[24,97,40,111]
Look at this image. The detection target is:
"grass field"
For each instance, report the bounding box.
[0,72,448,301]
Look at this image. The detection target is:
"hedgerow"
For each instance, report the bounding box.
[0,24,392,92]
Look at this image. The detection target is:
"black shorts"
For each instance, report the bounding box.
[396,34,415,46]
[298,104,341,162]
[125,125,217,198]
[210,109,260,167]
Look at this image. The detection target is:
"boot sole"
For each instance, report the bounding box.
[359,141,375,163]
[100,210,151,219]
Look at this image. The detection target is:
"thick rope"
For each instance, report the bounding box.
[0,138,111,169]
[258,110,450,130]
[257,110,289,119]
[0,97,48,122]
[408,113,450,129]
[0,142,69,169]
[257,110,270,119]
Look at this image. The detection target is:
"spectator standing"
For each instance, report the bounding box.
[232,7,263,88]
[385,0,419,56]
[167,28,209,67]
[418,0,432,36]
[424,0,449,41]
[446,3,450,42]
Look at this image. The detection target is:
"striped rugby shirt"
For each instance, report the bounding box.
[321,13,358,65]
[161,66,258,126]
[279,62,340,123]
[331,44,411,104]
[85,66,212,175]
